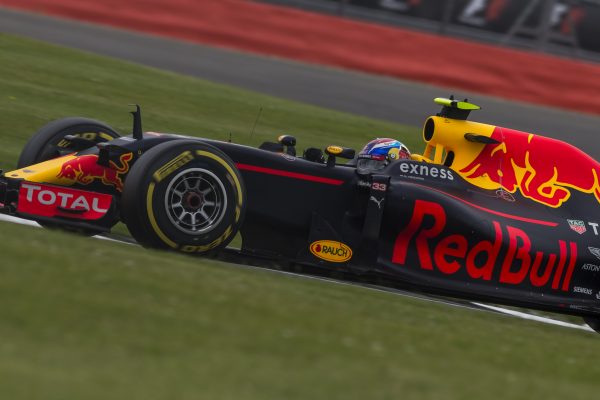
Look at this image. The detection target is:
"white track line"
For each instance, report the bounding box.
[472,303,594,332]
[0,213,594,333]
[0,213,40,227]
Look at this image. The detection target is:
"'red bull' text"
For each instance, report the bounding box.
[392,200,577,291]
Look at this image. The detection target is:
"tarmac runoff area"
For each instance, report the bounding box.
[0,213,593,334]
[3,7,600,159]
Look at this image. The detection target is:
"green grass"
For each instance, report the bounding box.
[0,34,421,172]
[1,221,600,400]
[1,34,600,399]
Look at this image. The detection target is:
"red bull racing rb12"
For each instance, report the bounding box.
[2,99,600,332]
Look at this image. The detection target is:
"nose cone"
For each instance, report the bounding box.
[5,155,80,186]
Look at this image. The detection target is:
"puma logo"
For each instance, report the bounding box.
[370,196,384,209]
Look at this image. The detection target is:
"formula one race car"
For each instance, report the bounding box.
[2,99,600,331]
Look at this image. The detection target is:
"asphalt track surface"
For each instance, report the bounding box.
[2,7,600,159]
[0,8,597,333]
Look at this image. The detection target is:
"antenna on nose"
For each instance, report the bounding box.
[250,106,263,143]
[129,104,143,140]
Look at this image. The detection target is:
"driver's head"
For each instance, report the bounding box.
[356,138,410,174]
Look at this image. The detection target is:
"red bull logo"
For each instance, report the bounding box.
[460,127,600,208]
[57,152,133,192]
[392,200,578,292]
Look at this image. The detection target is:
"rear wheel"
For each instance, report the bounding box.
[583,316,600,334]
[17,117,120,167]
[121,140,245,254]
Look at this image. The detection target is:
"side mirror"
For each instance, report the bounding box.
[278,135,296,156]
[325,145,355,167]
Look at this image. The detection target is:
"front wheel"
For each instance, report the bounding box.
[18,117,120,167]
[121,140,246,254]
[17,117,121,234]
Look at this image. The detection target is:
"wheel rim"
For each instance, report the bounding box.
[164,168,227,235]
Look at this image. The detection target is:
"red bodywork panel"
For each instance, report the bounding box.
[17,182,112,221]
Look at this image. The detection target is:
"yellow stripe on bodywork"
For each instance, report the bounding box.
[422,116,496,169]
[419,116,502,190]
[146,182,178,249]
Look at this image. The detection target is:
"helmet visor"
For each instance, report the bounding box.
[356,158,386,174]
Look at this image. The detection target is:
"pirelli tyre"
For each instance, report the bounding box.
[17,117,120,168]
[121,140,246,254]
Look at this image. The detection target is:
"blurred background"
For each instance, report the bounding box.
[264,0,600,60]
[3,0,600,153]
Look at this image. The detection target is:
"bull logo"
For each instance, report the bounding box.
[460,127,600,208]
[57,152,133,192]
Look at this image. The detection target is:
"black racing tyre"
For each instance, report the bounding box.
[121,140,246,254]
[17,117,120,168]
[583,316,600,334]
